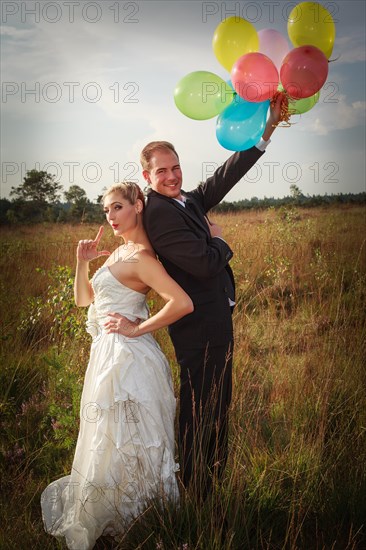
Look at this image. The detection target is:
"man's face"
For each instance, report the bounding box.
[143,150,183,199]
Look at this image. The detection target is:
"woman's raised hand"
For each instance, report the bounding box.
[77,226,111,263]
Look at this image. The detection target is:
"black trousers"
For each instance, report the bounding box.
[175,341,233,499]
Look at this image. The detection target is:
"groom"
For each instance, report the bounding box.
[141,94,285,498]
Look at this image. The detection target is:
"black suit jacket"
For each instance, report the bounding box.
[144,146,264,349]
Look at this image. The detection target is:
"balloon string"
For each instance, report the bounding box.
[328,54,341,63]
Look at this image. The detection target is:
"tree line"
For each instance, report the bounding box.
[1,171,365,225]
[212,185,366,213]
[1,170,106,224]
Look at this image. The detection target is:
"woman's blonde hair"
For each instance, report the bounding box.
[101,182,145,209]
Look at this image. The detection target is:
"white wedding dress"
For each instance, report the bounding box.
[41,266,179,549]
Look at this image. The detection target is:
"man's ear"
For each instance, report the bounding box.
[142,170,151,184]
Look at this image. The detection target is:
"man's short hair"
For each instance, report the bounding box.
[140,141,179,171]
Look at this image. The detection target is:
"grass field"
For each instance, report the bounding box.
[1,205,365,549]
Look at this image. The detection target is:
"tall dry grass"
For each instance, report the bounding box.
[0,205,365,549]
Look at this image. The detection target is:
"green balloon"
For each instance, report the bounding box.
[289,91,320,115]
[174,71,234,120]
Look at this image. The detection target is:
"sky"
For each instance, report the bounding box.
[1,0,365,203]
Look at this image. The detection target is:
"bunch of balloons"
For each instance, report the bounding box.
[174,1,336,151]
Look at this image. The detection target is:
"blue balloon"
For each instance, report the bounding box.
[216,99,270,151]
[226,79,247,104]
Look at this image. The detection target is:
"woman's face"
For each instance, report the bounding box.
[103,191,137,236]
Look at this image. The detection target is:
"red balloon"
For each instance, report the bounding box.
[280,45,328,99]
[231,52,279,103]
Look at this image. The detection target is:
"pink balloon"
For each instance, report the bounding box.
[231,52,279,103]
[280,46,329,99]
[258,29,290,72]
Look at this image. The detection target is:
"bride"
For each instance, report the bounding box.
[41,182,193,549]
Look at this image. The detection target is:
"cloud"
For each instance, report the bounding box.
[298,95,366,136]
[335,34,366,64]
[0,25,35,39]
[1,0,365,200]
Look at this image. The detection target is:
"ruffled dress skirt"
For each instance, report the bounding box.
[41,266,179,549]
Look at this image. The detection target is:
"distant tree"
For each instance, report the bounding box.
[0,198,12,224]
[6,197,48,223]
[96,186,107,205]
[10,170,62,204]
[63,184,105,223]
[64,185,88,205]
[63,185,89,222]
[290,184,303,201]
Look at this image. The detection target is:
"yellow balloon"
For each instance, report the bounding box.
[287,2,336,59]
[213,16,259,72]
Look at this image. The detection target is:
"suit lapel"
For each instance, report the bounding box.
[146,189,210,236]
[182,194,211,235]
